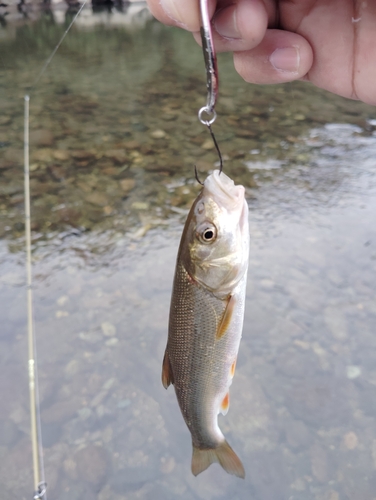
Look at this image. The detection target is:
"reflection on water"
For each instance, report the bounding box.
[1,5,376,500]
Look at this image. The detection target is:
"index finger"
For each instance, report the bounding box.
[146,0,216,31]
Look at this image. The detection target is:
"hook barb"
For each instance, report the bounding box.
[194,165,204,186]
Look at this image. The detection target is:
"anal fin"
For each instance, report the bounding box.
[161,349,174,389]
[220,392,230,416]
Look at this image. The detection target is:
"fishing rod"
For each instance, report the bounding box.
[23,3,86,498]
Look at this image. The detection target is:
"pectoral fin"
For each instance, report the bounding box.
[161,349,174,389]
[216,295,235,340]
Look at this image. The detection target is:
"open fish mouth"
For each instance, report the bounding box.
[204,170,245,211]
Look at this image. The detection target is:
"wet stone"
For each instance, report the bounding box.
[75,445,109,489]
[104,149,128,164]
[344,431,359,450]
[42,397,82,424]
[101,321,117,337]
[275,348,321,378]
[284,419,312,450]
[310,442,329,483]
[285,376,354,426]
[30,129,54,147]
[85,192,109,207]
[0,419,21,447]
[110,464,160,493]
[248,450,291,500]
[41,421,63,448]
[119,178,136,193]
[150,129,166,139]
[53,149,71,161]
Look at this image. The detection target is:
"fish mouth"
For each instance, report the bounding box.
[203,170,245,211]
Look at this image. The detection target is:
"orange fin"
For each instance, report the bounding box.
[230,358,237,378]
[217,295,235,340]
[191,440,245,479]
[161,349,174,389]
[220,392,230,416]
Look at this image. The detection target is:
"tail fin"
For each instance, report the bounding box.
[191,440,245,478]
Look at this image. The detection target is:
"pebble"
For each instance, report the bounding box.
[104,149,128,164]
[131,201,149,210]
[346,365,361,379]
[344,431,358,450]
[42,397,82,424]
[30,129,54,147]
[119,178,136,193]
[79,331,102,343]
[101,321,116,337]
[150,129,166,139]
[324,306,348,340]
[53,149,71,161]
[160,456,175,474]
[105,337,119,347]
[77,407,92,420]
[64,359,80,377]
[56,310,69,318]
[285,419,311,449]
[310,443,329,482]
[57,295,69,306]
[0,116,11,126]
[75,445,108,488]
[85,192,109,207]
[290,477,306,491]
[201,138,214,150]
[71,150,96,161]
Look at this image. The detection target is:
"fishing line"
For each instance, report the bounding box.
[30,0,86,92]
[23,3,86,498]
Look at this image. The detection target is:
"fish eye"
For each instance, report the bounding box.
[196,223,217,244]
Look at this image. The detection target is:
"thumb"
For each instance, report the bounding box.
[234,30,313,84]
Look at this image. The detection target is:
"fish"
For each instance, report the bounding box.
[162,169,249,478]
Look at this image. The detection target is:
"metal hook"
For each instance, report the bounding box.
[194,122,223,185]
[194,165,204,185]
[195,0,223,185]
[199,0,218,123]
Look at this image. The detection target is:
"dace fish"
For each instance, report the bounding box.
[162,169,249,478]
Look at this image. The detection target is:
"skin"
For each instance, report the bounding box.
[146,0,376,106]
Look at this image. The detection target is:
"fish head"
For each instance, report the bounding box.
[183,170,249,297]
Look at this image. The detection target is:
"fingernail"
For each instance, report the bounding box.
[270,47,300,73]
[214,6,240,39]
[160,0,188,28]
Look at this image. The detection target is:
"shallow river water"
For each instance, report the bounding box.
[1,4,376,500]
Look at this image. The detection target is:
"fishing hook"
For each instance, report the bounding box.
[194,121,223,185]
[199,0,218,120]
[195,0,224,185]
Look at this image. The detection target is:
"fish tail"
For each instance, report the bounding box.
[191,440,245,478]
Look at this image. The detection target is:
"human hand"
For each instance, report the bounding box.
[146,0,376,106]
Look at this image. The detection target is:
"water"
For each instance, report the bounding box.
[1,4,376,499]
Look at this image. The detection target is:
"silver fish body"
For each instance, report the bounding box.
[162,170,249,478]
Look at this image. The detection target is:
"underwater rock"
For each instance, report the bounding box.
[75,445,109,489]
